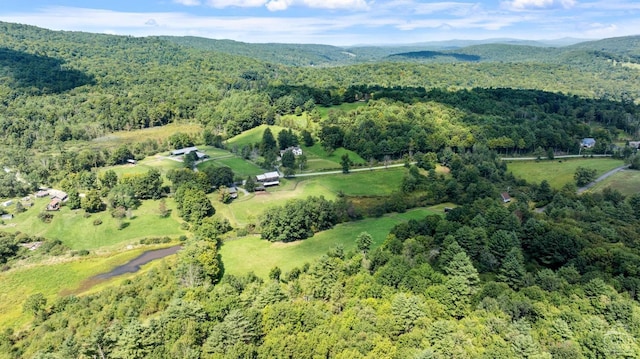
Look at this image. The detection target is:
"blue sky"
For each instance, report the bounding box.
[0,0,638,46]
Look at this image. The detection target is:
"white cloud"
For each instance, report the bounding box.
[173,0,202,5]
[145,18,159,26]
[205,0,369,11]
[301,0,370,10]
[503,0,577,11]
[265,0,294,11]
[205,0,267,8]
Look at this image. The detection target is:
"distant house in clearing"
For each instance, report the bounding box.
[35,190,49,198]
[170,146,208,160]
[256,171,280,187]
[2,200,13,207]
[170,146,199,156]
[501,192,512,203]
[127,159,137,165]
[580,138,596,148]
[280,146,303,156]
[629,141,640,149]
[49,189,68,201]
[227,186,238,199]
[1,213,13,220]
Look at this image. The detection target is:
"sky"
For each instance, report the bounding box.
[0,0,638,46]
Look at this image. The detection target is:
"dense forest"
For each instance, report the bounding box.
[2,21,640,358]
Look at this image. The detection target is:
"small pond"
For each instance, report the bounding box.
[94,245,182,279]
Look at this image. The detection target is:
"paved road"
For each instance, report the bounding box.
[501,154,613,161]
[577,164,630,194]
[292,163,409,177]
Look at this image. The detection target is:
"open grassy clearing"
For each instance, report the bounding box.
[298,167,407,196]
[4,197,186,250]
[215,179,337,226]
[198,156,264,179]
[506,158,625,188]
[589,169,640,196]
[225,124,289,149]
[98,155,183,178]
[90,122,203,150]
[0,245,176,329]
[303,143,365,164]
[220,207,437,278]
[215,168,407,226]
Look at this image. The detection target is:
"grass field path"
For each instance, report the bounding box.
[295,162,410,177]
[577,164,631,194]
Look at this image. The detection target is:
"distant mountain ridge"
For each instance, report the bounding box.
[159,34,640,67]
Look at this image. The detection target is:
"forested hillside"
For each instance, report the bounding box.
[2,21,640,358]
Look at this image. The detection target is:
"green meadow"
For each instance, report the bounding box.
[198,156,264,179]
[589,169,640,196]
[220,207,438,278]
[215,167,407,226]
[506,158,625,188]
[0,245,176,329]
[225,124,289,149]
[89,122,203,150]
[6,198,186,250]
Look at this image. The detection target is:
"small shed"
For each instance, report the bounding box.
[501,192,512,203]
[1,213,13,220]
[227,187,238,199]
[2,200,13,207]
[47,198,62,211]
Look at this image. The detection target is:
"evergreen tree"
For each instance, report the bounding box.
[341,153,351,174]
[245,176,256,193]
[281,149,295,169]
[498,247,527,289]
[260,128,277,156]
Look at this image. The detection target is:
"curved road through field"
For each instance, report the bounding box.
[293,163,409,177]
[576,164,630,194]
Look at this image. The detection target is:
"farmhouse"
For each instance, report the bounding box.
[256,171,280,186]
[49,189,68,201]
[501,192,512,203]
[36,190,49,198]
[280,146,303,156]
[580,138,596,148]
[170,146,198,156]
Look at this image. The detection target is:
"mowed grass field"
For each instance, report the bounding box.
[5,197,186,250]
[215,167,407,226]
[225,124,289,149]
[506,158,625,188]
[590,169,640,196]
[0,245,176,329]
[198,156,264,179]
[220,207,438,278]
[89,122,203,150]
